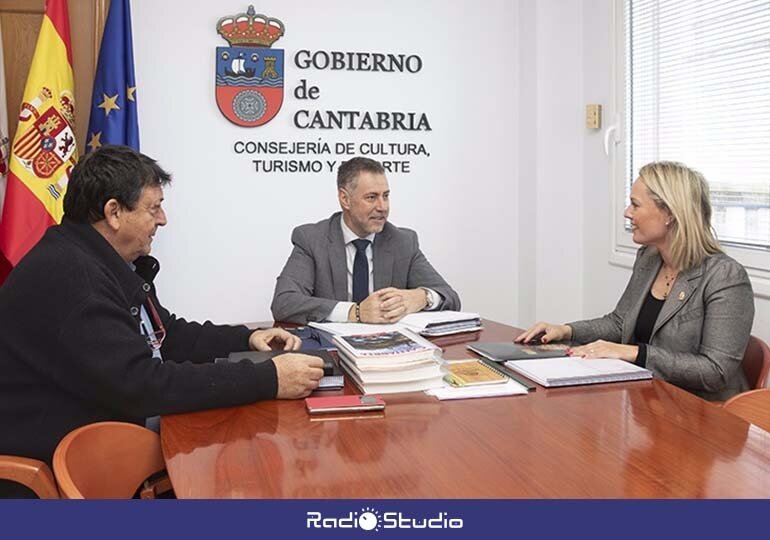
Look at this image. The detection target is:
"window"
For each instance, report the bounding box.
[622,0,770,249]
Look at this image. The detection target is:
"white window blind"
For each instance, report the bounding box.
[625,0,770,248]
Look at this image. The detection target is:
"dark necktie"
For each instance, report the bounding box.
[352,238,371,303]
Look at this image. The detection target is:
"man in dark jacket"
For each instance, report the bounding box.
[0,146,323,487]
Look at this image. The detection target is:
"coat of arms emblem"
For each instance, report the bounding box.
[13,86,76,198]
[215,5,285,127]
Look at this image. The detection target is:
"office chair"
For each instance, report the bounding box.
[742,335,770,390]
[0,455,59,498]
[723,389,770,433]
[53,421,171,499]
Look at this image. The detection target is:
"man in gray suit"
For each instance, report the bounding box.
[271,157,460,324]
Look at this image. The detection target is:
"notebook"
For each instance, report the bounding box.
[444,359,508,387]
[503,356,653,387]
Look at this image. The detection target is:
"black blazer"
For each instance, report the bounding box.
[0,218,277,465]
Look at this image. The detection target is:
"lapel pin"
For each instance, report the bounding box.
[677,291,685,301]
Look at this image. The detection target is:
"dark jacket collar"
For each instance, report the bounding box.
[58,217,160,300]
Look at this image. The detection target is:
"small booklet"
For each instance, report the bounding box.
[305,395,386,414]
[504,356,653,388]
[444,360,508,387]
[467,341,571,362]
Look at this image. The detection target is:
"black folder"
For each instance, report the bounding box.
[216,350,343,389]
[467,341,571,362]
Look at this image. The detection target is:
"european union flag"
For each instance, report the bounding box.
[86,0,138,152]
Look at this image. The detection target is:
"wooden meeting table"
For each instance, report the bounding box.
[160,320,770,498]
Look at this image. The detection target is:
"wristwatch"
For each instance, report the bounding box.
[420,287,434,310]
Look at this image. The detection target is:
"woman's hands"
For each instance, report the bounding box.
[516,324,638,363]
[514,322,572,344]
[567,340,639,362]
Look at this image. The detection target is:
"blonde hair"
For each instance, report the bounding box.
[638,161,722,270]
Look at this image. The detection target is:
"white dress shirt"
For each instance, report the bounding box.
[326,218,441,322]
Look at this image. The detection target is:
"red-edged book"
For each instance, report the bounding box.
[305,395,386,414]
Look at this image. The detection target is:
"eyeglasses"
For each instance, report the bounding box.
[142,297,166,351]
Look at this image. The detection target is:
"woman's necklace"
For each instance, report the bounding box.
[662,267,678,298]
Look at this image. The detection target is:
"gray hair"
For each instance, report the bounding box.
[336,157,385,191]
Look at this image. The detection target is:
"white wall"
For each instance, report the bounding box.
[132,0,519,325]
[580,0,770,350]
[133,0,770,353]
[543,0,770,352]
[579,0,631,320]
[533,0,585,324]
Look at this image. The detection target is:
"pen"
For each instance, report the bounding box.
[480,358,536,391]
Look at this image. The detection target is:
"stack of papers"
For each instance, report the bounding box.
[333,329,445,394]
[399,311,482,336]
[309,311,482,338]
[309,321,402,335]
[426,379,529,400]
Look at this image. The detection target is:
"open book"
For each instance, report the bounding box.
[504,357,652,387]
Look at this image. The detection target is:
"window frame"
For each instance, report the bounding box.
[609,0,770,299]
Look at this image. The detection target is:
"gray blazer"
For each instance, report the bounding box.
[271,212,461,323]
[569,246,754,401]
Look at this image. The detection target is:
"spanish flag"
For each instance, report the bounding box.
[0,0,76,284]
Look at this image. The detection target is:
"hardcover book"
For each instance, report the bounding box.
[305,395,386,414]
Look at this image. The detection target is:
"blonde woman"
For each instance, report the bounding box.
[517,162,754,401]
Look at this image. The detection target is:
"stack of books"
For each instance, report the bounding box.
[333,329,444,394]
